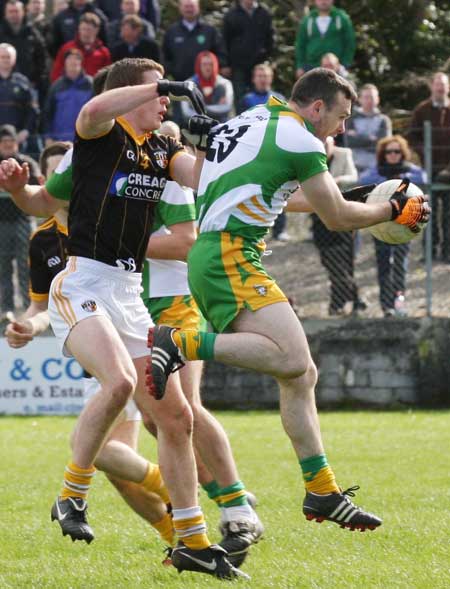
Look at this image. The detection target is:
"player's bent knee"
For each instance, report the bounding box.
[106,374,136,409]
[276,357,310,379]
[189,399,206,421]
[156,402,194,439]
[277,357,317,383]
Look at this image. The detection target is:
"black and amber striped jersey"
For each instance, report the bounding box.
[68,116,185,272]
[29,217,68,302]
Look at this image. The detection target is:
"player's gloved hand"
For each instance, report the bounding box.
[389,179,430,232]
[342,184,376,203]
[157,80,206,115]
[182,114,219,151]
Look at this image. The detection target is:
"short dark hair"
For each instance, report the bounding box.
[39,141,72,178]
[105,58,164,91]
[92,65,111,96]
[63,48,83,62]
[290,67,357,109]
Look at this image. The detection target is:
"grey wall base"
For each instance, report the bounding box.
[201,318,450,409]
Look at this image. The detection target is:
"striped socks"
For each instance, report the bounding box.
[300,454,339,494]
[172,506,210,550]
[60,461,96,500]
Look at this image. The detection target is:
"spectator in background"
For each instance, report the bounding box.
[0,0,49,104]
[51,13,112,82]
[0,125,40,317]
[163,0,227,81]
[360,135,427,316]
[0,44,40,148]
[223,0,274,107]
[345,83,392,175]
[139,0,161,32]
[163,0,226,123]
[50,0,108,56]
[44,49,93,143]
[26,0,52,49]
[295,0,355,79]
[181,51,234,124]
[320,52,350,80]
[53,0,69,14]
[320,52,353,146]
[98,0,160,32]
[239,62,284,113]
[408,72,450,262]
[312,136,365,315]
[111,15,160,62]
[107,0,156,49]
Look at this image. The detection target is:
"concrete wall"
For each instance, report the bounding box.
[201,318,450,409]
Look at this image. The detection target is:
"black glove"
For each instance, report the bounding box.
[182,114,219,151]
[388,179,411,220]
[342,184,376,203]
[389,178,430,230]
[157,80,206,115]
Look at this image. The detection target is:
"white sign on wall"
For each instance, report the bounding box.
[0,337,86,415]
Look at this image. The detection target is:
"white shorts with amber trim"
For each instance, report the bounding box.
[48,256,152,359]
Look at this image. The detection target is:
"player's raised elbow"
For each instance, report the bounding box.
[78,102,97,127]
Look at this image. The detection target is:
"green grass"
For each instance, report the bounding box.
[1,411,449,589]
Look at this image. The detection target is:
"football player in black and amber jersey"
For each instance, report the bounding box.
[46,58,245,580]
[4,142,71,348]
[4,71,179,553]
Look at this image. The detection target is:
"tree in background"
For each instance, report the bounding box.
[159,0,450,111]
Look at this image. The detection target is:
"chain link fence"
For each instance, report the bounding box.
[0,126,448,320]
[0,191,35,317]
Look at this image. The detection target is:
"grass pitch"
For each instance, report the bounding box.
[1,410,449,589]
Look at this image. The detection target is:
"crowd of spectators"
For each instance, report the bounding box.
[0,0,449,319]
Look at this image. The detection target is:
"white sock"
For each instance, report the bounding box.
[221,504,256,524]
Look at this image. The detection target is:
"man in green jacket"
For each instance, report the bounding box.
[295,0,355,78]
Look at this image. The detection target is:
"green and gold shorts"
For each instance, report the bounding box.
[144,294,208,331]
[187,231,287,333]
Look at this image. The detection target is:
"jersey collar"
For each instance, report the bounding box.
[52,217,68,235]
[117,116,151,145]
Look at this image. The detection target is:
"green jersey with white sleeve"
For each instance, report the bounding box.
[141,180,196,299]
[197,96,328,239]
[45,147,73,201]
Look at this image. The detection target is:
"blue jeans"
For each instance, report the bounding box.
[373,238,409,311]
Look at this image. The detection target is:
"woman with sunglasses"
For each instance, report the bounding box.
[360,135,427,316]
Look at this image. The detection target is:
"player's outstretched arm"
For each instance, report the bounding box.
[77,81,163,138]
[285,187,314,213]
[286,183,377,214]
[4,303,50,349]
[146,221,197,261]
[0,158,65,217]
[301,171,429,231]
